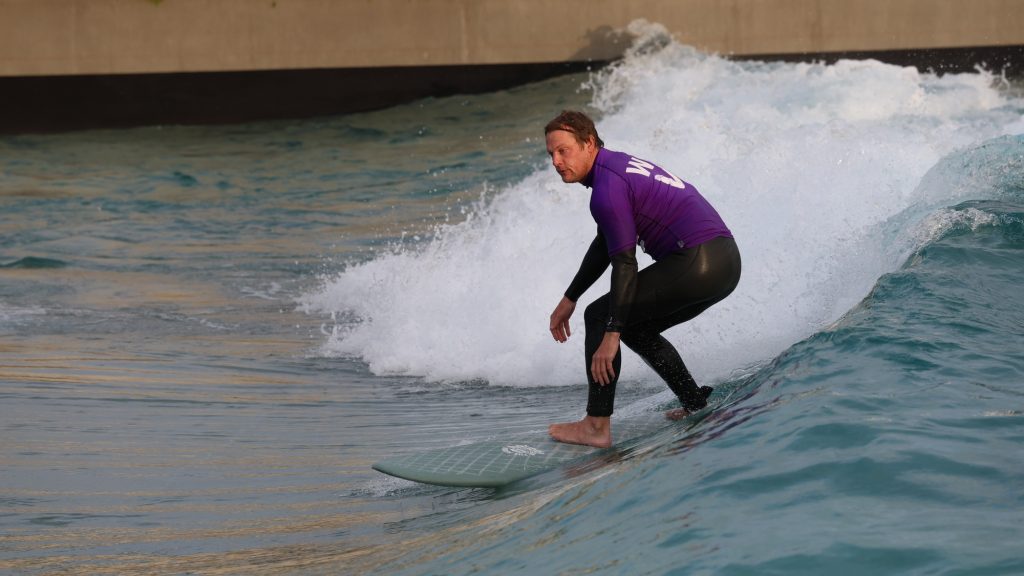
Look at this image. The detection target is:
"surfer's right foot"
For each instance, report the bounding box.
[549,415,612,448]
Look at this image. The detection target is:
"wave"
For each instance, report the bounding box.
[300,27,1023,389]
[373,169,1024,576]
[0,256,69,269]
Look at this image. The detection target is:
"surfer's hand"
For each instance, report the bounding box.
[591,332,620,386]
[549,296,576,342]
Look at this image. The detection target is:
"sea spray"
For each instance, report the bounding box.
[302,28,1022,389]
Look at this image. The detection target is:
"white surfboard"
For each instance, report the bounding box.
[372,401,715,488]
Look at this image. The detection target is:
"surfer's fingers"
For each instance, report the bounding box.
[600,359,615,385]
[551,318,572,342]
[560,320,571,341]
[591,355,613,385]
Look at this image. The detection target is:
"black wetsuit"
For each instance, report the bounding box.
[565,233,741,416]
[563,148,741,417]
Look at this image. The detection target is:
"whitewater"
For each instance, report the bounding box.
[302,24,1021,395]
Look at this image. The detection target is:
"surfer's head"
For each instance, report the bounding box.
[544,110,604,149]
[545,110,602,184]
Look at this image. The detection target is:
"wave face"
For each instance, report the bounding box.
[374,137,1024,576]
[301,24,1023,392]
[305,29,1024,573]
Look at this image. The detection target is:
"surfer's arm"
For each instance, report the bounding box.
[564,231,611,302]
[589,246,637,385]
[604,246,637,332]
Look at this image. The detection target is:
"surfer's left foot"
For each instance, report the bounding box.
[549,415,612,448]
[665,408,691,420]
[666,386,714,421]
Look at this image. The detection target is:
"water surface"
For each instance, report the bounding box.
[3,28,1024,575]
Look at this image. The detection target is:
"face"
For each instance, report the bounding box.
[546,129,597,184]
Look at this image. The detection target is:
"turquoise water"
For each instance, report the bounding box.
[3,28,1024,575]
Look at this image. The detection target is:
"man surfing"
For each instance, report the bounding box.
[545,110,741,448]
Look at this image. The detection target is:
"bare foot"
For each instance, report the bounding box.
[548,415,612,448]
[666,386,714,421]
[665,407,691,421]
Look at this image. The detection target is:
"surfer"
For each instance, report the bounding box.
[545,110,741,448]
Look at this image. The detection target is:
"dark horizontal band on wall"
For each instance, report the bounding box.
[1,45,1020,135]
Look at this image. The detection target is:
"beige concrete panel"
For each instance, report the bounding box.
[1,0,1023,76]
[0,0,472,75]
[71,1,242,72]
[408,0,1024,62]
[462,1,609,63]
[0,0,76,72]
[650,0,816,55]
[243,0,466,69]
[792,0,1009,53]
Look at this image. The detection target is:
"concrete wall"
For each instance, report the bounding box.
[3,0,1023,77]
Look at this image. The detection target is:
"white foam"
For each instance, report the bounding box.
[0,302,46,327]
[909,206,999,251]
[1003,115,1024,136]
[300,26,1022,388]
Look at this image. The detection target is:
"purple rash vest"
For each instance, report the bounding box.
[584,148,732,260]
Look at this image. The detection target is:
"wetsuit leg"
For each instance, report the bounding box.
[584,236,741,417]
[583,300,622,416]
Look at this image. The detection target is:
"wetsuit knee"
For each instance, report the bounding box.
[583,296,609,325]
